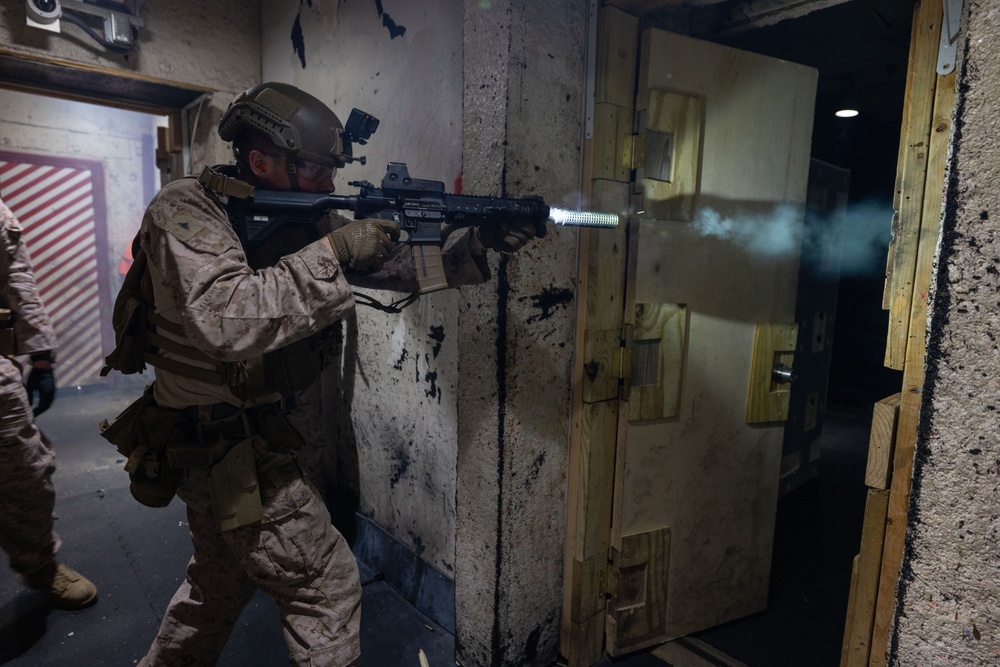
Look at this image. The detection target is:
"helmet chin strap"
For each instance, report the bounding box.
[284,162,301,192]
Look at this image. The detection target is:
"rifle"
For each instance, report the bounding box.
[235,161,619,294]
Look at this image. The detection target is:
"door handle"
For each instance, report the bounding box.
[772,364,798,384]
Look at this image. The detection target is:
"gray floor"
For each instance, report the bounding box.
[0,383,452,667]
[0,384,869,666]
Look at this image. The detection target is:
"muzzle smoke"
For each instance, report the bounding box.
[690,200,893,278]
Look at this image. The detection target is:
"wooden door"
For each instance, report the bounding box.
[605,28,817,654]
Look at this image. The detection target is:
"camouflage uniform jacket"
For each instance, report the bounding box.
[0,197,58,357]
[141,172,490,409]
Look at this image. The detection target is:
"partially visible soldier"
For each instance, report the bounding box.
[112,82,543,666]
[0,196,98,610]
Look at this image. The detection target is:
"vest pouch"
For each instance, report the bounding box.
[103,239,154,377]
[103,295,149,375]
[256,408,306,451]
[232,338,322,401]
[208,439,263,531]
[99,385,181,508]
[99,384,156,458]
[0,309,13,357]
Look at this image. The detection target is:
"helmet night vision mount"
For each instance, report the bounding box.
[339,108,379,166]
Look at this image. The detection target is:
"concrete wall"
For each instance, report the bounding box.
[3,0,586,661]
[890,3,1000,665]
[456,0,585,664]
[0,0,260,367]
[259,0,466,582]
[0,0,259,172]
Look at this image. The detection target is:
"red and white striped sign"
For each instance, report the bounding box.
[0,153,113,388]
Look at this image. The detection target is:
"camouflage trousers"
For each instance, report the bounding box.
[0,357,59,575]
[139,448,361,667]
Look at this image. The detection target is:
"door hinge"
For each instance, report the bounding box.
[619,323,634,401]
[624,132,645,172]
[600,563,620,598]
[938,0,963,75]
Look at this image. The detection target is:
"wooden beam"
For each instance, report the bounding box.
[869,13,955,663]
[882,0,942,370]
[864,393,901,490]
[562,7,638,666]
[0,47,211,114]
[842,489,891,667]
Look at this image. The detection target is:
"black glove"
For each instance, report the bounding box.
[476,219,548,253]
[26,366,56,417]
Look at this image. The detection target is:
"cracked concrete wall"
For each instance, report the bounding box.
[456,0,585,664]
[891,3,1000,664]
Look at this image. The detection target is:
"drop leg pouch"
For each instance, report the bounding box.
[208,438,263,531]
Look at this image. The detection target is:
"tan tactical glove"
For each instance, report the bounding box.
[475,219,548,253]
[327,218,401,272]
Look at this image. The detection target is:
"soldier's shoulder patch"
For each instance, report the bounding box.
[158,216,205,242]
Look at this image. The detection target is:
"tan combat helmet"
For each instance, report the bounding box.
[219,81,348,168]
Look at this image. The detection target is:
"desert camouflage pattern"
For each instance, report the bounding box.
[138,450,361,667]
[1,197,59,356]
[0,359,59,575]
[136,174,487,665]
[0,197,60,575]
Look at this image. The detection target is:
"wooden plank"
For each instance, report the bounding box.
[575,401,620,560]
[563,613,605,666]
[641,90,703,222]
[654,637,748,667]
[562,9,637,663]
[606,527,671,656]
[841,555,860,667]
[595,5,639,108]
[588,179,631,332]
[870,61,955,667]
[583,329,623,403]
[593,103,634,182]
[882,0,942,369]
[865,393,901,490]
[629,303,687,421]
[745,322,799,423]
[843,489,890,667]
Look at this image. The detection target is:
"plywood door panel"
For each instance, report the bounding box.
[609,29,817,650]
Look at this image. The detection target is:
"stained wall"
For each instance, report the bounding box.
[259,0,466,582]
[890,3,1000,664]
[456,0,585,663]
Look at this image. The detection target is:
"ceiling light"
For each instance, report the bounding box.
[835,108,859,118]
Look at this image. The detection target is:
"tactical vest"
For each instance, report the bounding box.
[101,168,341,399]
[0,308,13,357]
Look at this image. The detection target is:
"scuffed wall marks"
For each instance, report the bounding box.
[522,284,574,323]
[289,0,318,68]
[375,0,406,39]
[389,444,412,489]
[429,324,445,358]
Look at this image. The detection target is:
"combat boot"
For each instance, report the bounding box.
[20,561,98,610]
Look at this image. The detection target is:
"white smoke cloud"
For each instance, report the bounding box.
[688,200,893,278]
[691,203,803,259]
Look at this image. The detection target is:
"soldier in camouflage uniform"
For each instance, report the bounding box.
[0,197,98,610]
[129,82,542,666]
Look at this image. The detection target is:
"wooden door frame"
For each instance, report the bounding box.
[561,5,640,665]
[841,0,956,664]
[562,1,957,665]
